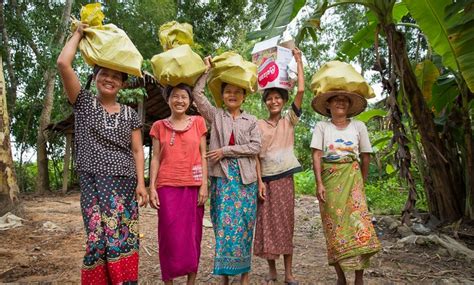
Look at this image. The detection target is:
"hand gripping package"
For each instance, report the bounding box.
[251,36,295,91]
[72,3,143,77]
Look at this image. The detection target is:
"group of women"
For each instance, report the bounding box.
[57,22,380,285]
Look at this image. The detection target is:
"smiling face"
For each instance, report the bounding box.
[94,67,124,98]
[326,95,351,117]
[222,84,245,110]
[264,90,287,115]
[168,87,191,115]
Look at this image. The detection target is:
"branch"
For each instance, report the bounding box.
[51,0,73,47]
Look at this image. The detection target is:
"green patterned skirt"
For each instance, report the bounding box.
[319,157,381,271]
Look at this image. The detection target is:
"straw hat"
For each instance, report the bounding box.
[311,61,375,117]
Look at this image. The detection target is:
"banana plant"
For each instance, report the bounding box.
[249,0,472,221]
[404,0,474,93]
[246,0,307,40]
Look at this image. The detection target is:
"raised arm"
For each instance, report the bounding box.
[57,23,88,104]
[292,47,304,110]
[192,56,217,123]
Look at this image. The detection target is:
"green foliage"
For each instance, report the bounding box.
[177,0,265,56]
[404,0,474,94]
[294,169,315,195]
[365,177,428,215]
[337,2,408,61]
[431,73,459,114]
[355,109,387,123]
[247,0,301,40]
[404,0,457,70]
[15,159,64,193]
[14,162,37,193]
[445,0,474,93]
[414,60,440,103]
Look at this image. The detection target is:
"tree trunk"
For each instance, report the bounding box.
[461,87,474,219]
[383,23,463,222]
[0,3,18,110]
[36,70,54,193]
[0,57,19,215]
[35,0,73,193]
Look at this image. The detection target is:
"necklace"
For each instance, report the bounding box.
[167,116,191,146]
[93,97,121,129]
[103,109,119,129]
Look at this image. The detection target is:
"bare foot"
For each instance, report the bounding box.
[336,278,347,285]
[241,272,250,285]
[220,275,229,285]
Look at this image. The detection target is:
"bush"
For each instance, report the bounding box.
[365,176,428,215]
[294,170,315,196]
[15,162,38,193]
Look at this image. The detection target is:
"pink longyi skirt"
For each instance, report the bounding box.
[157,186,204,281]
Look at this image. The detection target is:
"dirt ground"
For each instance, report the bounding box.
[1,193,473,284]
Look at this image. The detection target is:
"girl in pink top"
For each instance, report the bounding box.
[149,84,208,284]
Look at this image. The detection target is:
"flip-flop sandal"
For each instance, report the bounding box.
[284,281,299,285]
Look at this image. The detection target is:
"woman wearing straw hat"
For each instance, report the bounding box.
[310,61,381,285]
[193,54,261,285]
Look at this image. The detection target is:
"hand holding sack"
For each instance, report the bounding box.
[151,21,206,87]
[72,3,143,77]
[207,52,258,107]
[310,61,375,117]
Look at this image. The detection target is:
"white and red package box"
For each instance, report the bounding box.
[251,36,295,91]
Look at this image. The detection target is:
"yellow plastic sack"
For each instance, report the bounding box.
[150,44,206,87]
[80,3,104,28]
[310,61,375,99]
[72,3,143,77]
[207,52,258,107]
[159,21,194,51]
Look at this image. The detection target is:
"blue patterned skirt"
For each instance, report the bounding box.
[210,159,258,275]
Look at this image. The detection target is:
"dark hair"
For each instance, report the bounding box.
[221,82,246,96]
[262,87,289,102]
[85,65,128,90]
[164,83,193,105]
